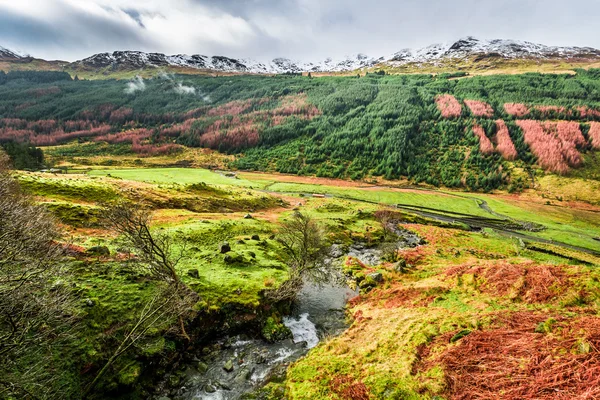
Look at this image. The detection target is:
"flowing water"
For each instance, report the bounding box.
[158,229,423,400]
[159,280,357,400]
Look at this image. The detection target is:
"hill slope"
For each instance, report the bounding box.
[1,70,600,192]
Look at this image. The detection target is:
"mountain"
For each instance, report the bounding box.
[0,46,29,61]
[389,36,600,64]
[1,37,600,76]
[72,51,385,74]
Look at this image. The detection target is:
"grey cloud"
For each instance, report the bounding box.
[0,2,156,60]
[0,0,599,62]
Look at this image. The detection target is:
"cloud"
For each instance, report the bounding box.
[0,0,599,61]
[125,75,145,94]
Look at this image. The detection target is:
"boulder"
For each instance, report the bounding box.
[87,246,110,256]
[393,259,407,272]
[359,275,377,289]
[224,253,244,264]
[244,214,253,219]
[368,272,384,283]
[187,269,200,279]
[196,362,208,374]
[223,359,234,372]
[251,234,260,241]
[204,383,217,393]
[220,241,231,254]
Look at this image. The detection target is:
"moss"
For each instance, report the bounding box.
[118,362,142,386]
[44,202,103,227]
[261,316,292,343]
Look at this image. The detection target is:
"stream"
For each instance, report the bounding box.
[158,279,357,400]
[157,229,423,400]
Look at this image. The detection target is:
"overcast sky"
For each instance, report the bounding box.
[1,0,599,61]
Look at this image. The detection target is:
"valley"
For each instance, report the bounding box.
[5,159,600,399]
[1,62,600,399]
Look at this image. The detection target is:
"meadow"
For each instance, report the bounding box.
[10,162,599,398]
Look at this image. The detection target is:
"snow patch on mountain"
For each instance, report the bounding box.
[4,36,600,74]
[0,46,28,61]
[389,36,600,64]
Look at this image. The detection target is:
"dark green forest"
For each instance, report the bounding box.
[1,69,600,190]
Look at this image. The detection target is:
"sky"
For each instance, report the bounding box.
[0,0,599,62]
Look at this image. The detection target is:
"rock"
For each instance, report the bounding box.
[224,253,244,264]
[237,239,245,245]
[244,214,253,219]
[223,359,234,372]
[87,245,110,256]
[368,272,384,283]
[219,381,232,391]
[329,244,344,258]
[187,269,200,279]
[85,299,95,307]
[196,362,208,374]
[204,383,217,393]
[251,234,260,241]
[248,251,256,258]
[234,367,250,385]
[220,241,231,254]
[359,275,377,289]
[393,259,407,272]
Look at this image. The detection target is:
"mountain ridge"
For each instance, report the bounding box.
[2,36,600,75]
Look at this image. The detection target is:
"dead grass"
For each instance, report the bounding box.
[429,311,600,400]
[445,261,582,304]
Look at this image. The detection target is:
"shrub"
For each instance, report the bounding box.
[504,103,530,117]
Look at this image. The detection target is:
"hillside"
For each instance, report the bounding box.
[1,69,600,192]
[2,53,600,400]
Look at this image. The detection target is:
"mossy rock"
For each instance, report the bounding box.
[261,316,292,343]
[359,275,377,289]
[224,253,245,265]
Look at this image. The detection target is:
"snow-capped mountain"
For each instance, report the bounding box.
[2,37,600,74]
[73,51,385,74]
[389,37,600,64]
[0,46,27,61]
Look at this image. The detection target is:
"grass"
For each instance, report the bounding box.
[87,167,262,188]
[13,164,600,399]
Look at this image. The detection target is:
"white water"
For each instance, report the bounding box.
[283,313,319,349]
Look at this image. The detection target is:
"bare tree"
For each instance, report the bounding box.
[374,209,401,241]
[103,203,185,284]
[0,150,78,399]
[267,212,331,302]
[102,202,197,339]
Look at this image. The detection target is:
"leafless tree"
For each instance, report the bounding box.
[267,212,331,302]
[0,150,78,399]
[102,201,197,339]
[374,209,401,241]
[103,203,185,284]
